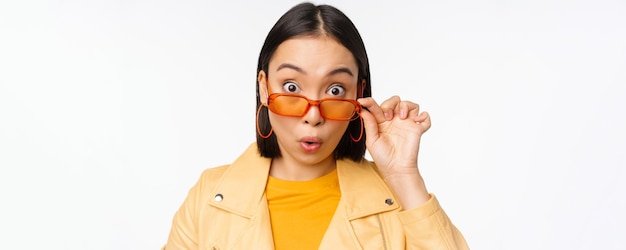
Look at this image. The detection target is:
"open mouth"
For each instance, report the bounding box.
[300,137,322,152]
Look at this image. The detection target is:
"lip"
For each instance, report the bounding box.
[299,136,322,153]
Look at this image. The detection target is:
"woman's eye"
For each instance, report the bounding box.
[327,85,346,96]
[282,82,300,93]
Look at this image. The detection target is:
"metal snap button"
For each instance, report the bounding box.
[214,193,223,202]
[385,198,394,205]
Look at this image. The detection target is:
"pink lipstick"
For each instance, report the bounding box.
[299,136,322,153]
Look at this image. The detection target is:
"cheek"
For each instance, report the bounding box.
[329,121,351,137]
[267,113,295,132]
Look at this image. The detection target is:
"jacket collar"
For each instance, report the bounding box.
[335,159,400,220]
[208,143,399,219]
[207,144,271,218]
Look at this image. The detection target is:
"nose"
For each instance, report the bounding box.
[303,105,324,126]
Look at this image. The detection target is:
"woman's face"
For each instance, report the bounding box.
[258,36,360,167]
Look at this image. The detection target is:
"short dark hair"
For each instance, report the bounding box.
[256,2,372,162]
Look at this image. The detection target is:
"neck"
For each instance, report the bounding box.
[270,156,336,181]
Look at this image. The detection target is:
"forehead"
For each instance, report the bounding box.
[268,36,358,74]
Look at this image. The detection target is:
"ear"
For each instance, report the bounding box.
[359,79,366,98]
[258,70,268,105]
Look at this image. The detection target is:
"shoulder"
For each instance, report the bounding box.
[199,165,230,180]
[190,143,271,194]
[198,164,230,187]
[191,165,230,193]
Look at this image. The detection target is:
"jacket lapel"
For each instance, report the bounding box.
[336,159,400,219]
[209,145,399,219]
[206,144,399,249]
[319,159,400,249]
[208,144,271,218]
[206,144,275,249]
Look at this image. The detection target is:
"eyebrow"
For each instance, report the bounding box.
[276,63,354,77]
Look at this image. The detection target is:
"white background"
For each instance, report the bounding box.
[1,0,625,249]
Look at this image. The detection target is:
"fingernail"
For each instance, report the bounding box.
[384,112,391,120]
[400,110,407,118]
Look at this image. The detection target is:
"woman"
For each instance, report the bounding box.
[163,3,468,249]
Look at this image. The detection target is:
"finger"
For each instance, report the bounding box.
[358,97,386,123]
[399,101,420,119]
[414,111,432,134]
[379,95,401,121]
[357,109,380,146]
[406,101,420,119]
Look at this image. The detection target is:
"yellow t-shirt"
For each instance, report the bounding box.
[265,169,341,250]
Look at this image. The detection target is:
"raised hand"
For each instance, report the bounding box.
[358,96,432,209]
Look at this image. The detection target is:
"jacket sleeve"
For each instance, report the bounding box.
[162,170,211,250]
[397,194,469,249]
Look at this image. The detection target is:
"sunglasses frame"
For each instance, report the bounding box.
[266,93,362,121]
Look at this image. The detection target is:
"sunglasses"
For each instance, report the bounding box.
[266,93,362,121]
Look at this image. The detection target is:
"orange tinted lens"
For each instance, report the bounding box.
[320,100,357,120]
[269,95,308,116]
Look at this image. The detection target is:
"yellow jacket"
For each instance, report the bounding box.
[163,144,468,249]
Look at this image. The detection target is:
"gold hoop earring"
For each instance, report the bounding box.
[256,105,273,139]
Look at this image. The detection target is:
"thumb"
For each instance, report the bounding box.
[414,111,432,135]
